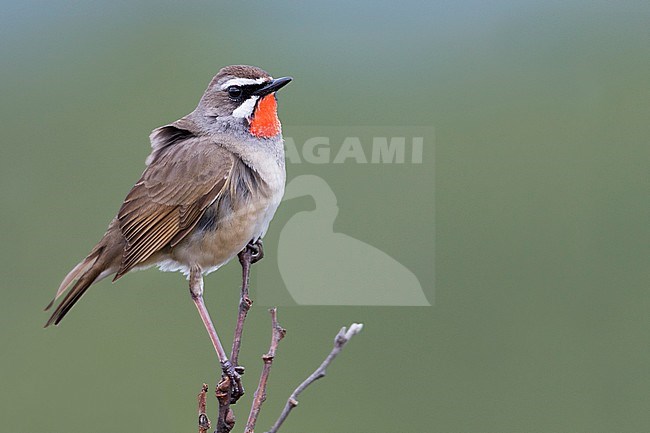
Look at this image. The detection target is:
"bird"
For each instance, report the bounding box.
[44,65,292,399]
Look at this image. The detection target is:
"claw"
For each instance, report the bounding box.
[221,359,245,403]
[248,239,264,264]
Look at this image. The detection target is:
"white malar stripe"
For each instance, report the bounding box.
[232,96,260,119]
[220,77,271,90]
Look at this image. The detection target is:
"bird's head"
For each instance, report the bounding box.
[198,65,292,138]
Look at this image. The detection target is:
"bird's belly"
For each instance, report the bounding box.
[167,191,281,275]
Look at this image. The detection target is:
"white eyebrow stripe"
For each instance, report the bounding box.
[231,95,260,119]
[220,77,271,89]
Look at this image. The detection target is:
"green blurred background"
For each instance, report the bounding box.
[1,1,649,432]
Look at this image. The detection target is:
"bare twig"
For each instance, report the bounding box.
[215,378,235,433]
[216,241,261,433]
[196,240,362,433]
[197,384,211,433]
[265,323,364,433]
[232,246,255,366]
[245,308,286,433]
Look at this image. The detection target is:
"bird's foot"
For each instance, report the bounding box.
[220,359,245,403]
[247,239,264,264]
[240,239,264,265]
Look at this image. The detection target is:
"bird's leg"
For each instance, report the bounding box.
[189,266,244,402]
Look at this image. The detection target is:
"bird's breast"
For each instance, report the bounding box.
[170,156,285,274]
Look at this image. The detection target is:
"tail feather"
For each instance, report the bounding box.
[45,218,125,327]
[44,258,105,327]
[45,248,106,328]
[44,253,99,312]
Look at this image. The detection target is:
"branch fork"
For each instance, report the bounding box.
[197,240,363,433]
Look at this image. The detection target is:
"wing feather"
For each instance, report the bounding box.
[114,138,234,279]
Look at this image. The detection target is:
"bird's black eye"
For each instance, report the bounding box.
[227,86,243,100]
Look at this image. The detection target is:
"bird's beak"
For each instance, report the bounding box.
[253,76,293,97]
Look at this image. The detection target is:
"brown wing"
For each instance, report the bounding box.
[114,138,234,279]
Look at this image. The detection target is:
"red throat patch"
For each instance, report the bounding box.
[249,95,281,138]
